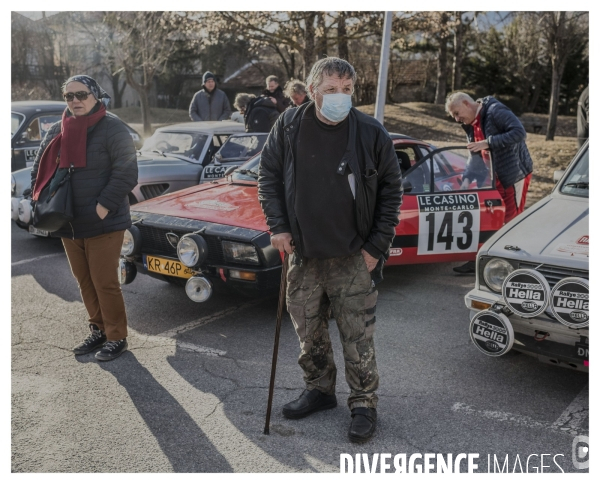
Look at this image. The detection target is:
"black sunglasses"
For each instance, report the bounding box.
[63,91,93,102]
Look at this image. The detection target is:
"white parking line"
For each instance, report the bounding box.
[176,341,226,356]
[11,252,64,267]
[550,385,589,435]
[156,297,271,338]
[452,385,589,436]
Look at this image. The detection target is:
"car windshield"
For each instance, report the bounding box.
[140,131,209,159]
[11,112,25,138]
[215,134,267,162]
[560,147,589,198]
[232,154,261,182]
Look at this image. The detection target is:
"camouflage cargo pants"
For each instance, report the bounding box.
[286,251,379,409]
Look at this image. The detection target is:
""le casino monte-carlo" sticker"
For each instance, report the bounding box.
[417,193,480,255]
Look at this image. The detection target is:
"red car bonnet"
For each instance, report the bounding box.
[132,181,269,232]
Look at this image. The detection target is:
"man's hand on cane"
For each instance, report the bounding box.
[271,232,295,254]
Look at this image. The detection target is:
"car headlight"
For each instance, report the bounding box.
[483,258,515,293]
[11,175,16,197]
[222,241,260,264]
[121,226,142,256]
[177,234,208,268]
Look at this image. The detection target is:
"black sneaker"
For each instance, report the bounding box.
[282,388,337,419]
[72,324,107,355]
[348,407,377,443]
[453,261,476,274]
[95,339,128,361]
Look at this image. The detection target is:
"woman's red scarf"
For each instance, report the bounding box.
[32,103,106,200]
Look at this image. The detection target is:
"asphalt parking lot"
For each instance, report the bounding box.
[11,221,589,473]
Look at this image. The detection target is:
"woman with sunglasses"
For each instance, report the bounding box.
[31,75,138,361]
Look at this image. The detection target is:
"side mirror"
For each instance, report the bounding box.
[224,165,237,177]
[553,170,565,183]
[402,179,412,193]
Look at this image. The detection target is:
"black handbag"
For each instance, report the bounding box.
[32,168,74,232]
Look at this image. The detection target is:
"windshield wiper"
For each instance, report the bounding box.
[564,181,589,189]
[235,169,259,178]
[151,150,167,157]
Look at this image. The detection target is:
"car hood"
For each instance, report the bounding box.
[137,155,203,182]
[132,181,268,232]
[485,194,589,269]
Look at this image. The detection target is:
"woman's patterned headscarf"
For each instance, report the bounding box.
[62,75,111,107]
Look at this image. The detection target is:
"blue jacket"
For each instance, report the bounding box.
[462,96,533,188]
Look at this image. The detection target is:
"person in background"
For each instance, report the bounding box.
[31,75,138,361]
[189,71,232,122]
[284,79,310,107]
[577,85,589,149]
[258,57,402,443]
[445,91,533,274]
[231,93,256,123]
[263,75,291,113]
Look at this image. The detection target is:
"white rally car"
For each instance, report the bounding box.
[465,141,589,372]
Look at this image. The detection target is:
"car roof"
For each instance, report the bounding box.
[11,100,67,115]
[389,133,430,146]
[157,121,246,135]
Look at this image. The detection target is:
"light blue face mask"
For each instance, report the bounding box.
[317,92,352,123]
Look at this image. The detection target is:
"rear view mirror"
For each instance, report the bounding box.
[553,170,565,183]
[224,165,237,177]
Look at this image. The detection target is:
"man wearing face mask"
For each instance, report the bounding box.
[258,57,402,443]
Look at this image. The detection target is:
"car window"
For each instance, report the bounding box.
[560,147,589,198]
[11,112,25,138]
[216,134,268,162]
[404,147,494,194]
[38,115,61,139]
[141,132,208,159]
[396,146,422,174]
[232,154,261,182]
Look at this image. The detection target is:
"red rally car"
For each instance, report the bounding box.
[119,134,505,302]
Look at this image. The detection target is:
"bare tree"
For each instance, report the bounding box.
[104,12,200,134]
[537,12,589,140]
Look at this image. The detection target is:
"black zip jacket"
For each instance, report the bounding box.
[258,102,402,280]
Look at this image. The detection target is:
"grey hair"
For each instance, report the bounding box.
[234,93,255,111]
[266,75,279,87]
[445,92,475,115]
[305,57,356,100]
[283,79,307,98]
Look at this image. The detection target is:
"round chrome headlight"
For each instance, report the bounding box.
[118,259,137,285]
[483,258,515,293]
[121,225,141,256]
[11,175,16,197]
[18,198,32,224]
[185,276,213,303]
[177,234,208,268]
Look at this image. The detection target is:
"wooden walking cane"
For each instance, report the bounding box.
[264,251,289,435]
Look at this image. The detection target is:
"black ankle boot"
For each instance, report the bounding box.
[282,389,337,419]
[72,324,106,355]
[348,407,377,443]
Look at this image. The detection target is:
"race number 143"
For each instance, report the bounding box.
[417,194,481,255]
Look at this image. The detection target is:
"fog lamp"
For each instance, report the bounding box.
[18,198,32,224]
[185,276,213,303]
[11,198,20,221]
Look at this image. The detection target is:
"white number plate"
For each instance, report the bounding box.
[417,193,480,255]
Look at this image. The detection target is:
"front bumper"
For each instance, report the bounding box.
[465,288,589,372]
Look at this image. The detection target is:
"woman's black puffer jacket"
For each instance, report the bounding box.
[31,113,138,239]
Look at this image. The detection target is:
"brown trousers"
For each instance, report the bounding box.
[62,230,128,341]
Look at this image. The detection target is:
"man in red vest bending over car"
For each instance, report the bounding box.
[445,92,533,274]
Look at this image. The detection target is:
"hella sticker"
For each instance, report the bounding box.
[390,248,403,257]
[469,310,514,357]
[550,277,589,329]
[502,269,550,318]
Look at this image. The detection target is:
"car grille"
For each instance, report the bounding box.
[518,262,589,289]
[138,225,224,264]
[140,184,169,200]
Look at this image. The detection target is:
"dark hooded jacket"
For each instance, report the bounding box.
[462,96,533,188]
[258,102,402,282]
[31,110,138,239]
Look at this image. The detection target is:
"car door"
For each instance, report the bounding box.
[387,146,505,265]
[11,113,62,171]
